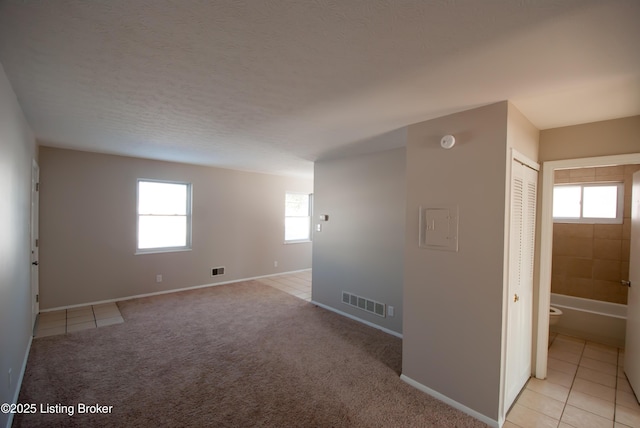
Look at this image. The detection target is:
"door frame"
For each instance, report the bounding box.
[535,152,640,378]
[30,159,39,329]
[626,171,640,394]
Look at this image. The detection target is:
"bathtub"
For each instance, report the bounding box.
[550,293,627,348]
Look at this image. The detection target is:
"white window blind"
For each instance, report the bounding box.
[137,180,192,253]
[285,193,311,242]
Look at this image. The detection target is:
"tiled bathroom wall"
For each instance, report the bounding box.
[551,164,640,304]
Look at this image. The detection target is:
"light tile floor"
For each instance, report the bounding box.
[259,270,312,302]
[34,302,124,338]
[505,333,640,428]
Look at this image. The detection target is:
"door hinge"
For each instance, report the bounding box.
[35,239,39,247]
[36,294,39,303]
[36,182,39,191]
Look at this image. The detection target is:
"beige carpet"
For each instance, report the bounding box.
[14,280,487,427]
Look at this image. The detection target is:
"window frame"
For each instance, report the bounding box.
[136,178,193,254]
[284,192,313,244]
[552,182,624,224]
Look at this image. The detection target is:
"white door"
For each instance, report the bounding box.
[505,159,537,409]
[625,171,640,397]
[30,160,39,329]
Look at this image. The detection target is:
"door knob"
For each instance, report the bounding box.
[621,280,631,287]
[32,261,38,266]
[514,294,519,302]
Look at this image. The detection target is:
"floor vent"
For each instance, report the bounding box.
[341,291,386,318]
[211,266,225,276]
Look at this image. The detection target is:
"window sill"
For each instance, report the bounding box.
[135,248,192,255]
[284,240,312,245]
[553,219,623,225]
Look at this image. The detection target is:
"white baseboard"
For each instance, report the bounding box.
[310,300,402,338]
[400,374,498,428]
[6,335,33,428]
[40,269,312,312]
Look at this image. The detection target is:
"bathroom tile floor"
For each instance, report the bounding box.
[258,269,312,302]
[505,333,640,428]
[34,302,124,338]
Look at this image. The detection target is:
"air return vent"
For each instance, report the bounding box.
[211,266,225,276]
[341,291,386,318]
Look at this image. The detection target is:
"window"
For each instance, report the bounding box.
[137,179,192,253]
[285,192,312,242]
[553,182,623,224]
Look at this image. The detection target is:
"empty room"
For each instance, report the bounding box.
[1,1,639,427]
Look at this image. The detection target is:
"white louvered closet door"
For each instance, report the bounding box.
[505,158,538,411]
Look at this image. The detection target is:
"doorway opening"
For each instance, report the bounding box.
[536,153,640,379]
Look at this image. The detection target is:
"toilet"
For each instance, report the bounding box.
[549,306,563,326]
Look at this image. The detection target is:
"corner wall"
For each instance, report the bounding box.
[402,102,509,423]
[0,63,37,428]
[312,146,406,334]
[38,147,313,309]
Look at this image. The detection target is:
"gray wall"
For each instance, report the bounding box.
[0,64,37,428]
[39,147,313,309]
[402,102,509,421]
[312,146,406,334]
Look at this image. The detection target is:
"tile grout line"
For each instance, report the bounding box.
[567,341,623,425]
[556,338,586,428]
[613,347,619,426]
[545,335,559,428]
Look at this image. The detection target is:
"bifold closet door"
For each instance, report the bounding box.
[505,159,537,410]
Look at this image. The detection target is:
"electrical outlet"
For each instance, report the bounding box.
[8,368,12,388]
[388,306,395,317]
[274,261,278,268]
[156,274,162,283]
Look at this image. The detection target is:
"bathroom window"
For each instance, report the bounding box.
[553,182,623,224]
[137,179,192,253]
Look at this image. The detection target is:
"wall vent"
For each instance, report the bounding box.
[341,291,386,318]
[211,266,225,277]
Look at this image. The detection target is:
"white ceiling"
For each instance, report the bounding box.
[0,0,638,178]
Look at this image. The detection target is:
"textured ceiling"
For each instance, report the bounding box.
[0,0,638,178]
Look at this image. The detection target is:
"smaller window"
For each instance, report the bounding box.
[137,179,192,253]
[553,182,623,224]
[285,193,312,243]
